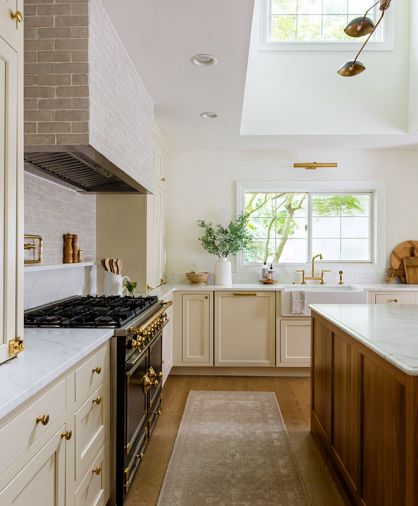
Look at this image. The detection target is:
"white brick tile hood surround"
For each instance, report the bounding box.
[24,0,155,193]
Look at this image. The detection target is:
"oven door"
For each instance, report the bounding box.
[125,351,148,457]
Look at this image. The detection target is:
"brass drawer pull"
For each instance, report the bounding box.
[92,396,102,405]
[61,430,72,441]
[36,414,49,426]
[233,293,257,296]
[387,298,399,303]
[92,466,102,476]
[92,366,102,374]
[11,10,23,23]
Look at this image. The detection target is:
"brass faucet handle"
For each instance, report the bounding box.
[295,270,306,284]
[320,269,331,285]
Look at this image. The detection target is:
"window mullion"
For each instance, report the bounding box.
[308,193,313,262]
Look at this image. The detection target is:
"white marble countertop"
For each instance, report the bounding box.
[311,304,418,376]
[0,328,113,421]
[147,282,418,299]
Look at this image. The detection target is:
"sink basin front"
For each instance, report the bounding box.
[280,285,367,316]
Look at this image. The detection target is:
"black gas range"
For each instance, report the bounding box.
[24,295,172,505]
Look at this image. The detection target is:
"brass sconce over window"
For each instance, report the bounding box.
[293,162,338,171]
[338,0,392,77]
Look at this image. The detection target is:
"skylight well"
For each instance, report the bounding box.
[267,0,383,44]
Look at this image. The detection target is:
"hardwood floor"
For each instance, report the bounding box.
[125,375,344,506]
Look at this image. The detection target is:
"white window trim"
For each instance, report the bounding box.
[259,0,394,52]
[235,180,386,274]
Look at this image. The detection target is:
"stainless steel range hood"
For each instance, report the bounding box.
[24,145,147,194]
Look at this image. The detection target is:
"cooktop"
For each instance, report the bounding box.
[24,295,159,329]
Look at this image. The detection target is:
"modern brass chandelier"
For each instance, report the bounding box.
[337,0,392,77]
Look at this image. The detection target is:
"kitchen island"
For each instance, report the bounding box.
[311,304,418,506]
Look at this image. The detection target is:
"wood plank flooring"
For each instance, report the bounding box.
[125,376,344,506]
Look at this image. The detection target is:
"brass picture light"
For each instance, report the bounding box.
[338,0,392,77]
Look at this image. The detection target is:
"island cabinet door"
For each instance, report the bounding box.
[362,357,406,506]
[311,316,333,438]
[214,292,275,367]
[332,332,362,495]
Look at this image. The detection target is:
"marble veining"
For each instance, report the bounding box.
[311,304,418,376]
[0,328,113,421]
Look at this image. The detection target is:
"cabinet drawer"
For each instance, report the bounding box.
[75,445,108,506]
[0,379,65,477]
[75,381,108,482]
[75,344,109,407]
[374,293,416,304]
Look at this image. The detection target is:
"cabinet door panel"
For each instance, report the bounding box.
[332,334,362,493]
[363,357,406,506]
[215,292,275,367]
[0,426,65,505]
[312,317,333,437]
[182,293,212,365]
[279,319,311,366]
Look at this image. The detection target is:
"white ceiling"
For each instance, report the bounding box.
[103,0,418,150]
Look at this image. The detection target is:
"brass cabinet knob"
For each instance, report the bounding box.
[92,466,102,476]
[148,366,156,380]
[61,430,72,440]
[161,177,166,182]
[10,10,23,23]
[143,373,151,390]
[92,366,102,374]
[36,414,49,426]
[92,396,102,405]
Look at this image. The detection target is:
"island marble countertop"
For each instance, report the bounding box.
[147,282,418,299]
[0,328,113,421]
[311,304,418,376]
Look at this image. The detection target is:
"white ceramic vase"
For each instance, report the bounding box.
[215,257,232,285]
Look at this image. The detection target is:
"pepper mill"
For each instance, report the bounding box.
[63,234,73,263]
[72,234,79,263]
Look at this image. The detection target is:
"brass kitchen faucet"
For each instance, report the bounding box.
[296,254,331,285]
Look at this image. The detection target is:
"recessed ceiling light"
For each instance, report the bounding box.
[191,54,218,66]
[200,112,218,119]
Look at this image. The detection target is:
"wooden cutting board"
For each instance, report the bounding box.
[390,241,418,270]
[403,257,418,284]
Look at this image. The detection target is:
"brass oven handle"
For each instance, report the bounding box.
[128,301,173,335]
[92,366,102,374]
[36,414,50,426]
[61,430,72,441]
[92,396,102,405]
[92,466,102,476]
[232,293,257,297]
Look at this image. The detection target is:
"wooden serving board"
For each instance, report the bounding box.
[390,241,418,270]
[403,257,418,284]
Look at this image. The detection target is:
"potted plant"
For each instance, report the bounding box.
[197,213,253,285]
[124,280,138,297]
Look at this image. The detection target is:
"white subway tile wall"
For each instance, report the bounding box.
[24,172,96,265]
[89,0,155,193]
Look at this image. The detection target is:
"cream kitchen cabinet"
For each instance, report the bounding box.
[0,342,110,506]
[279,319,311,367]
[174,292,213,366]
[0,0,24,364]
[369,291,418,304]
[214,292,275,367]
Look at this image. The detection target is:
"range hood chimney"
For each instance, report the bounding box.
[24,0,154,194]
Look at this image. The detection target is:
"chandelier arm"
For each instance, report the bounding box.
[353,9,385,64]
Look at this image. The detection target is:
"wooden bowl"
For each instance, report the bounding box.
[186,271,210,284]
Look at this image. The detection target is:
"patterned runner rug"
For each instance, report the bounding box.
[158,391,312,505]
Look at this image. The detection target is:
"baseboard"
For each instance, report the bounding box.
[170,366,310,377]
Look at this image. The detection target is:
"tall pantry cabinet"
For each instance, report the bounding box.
[0,0,24,364]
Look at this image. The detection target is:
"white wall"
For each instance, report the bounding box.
[166,149,418,284]
[241,0,410,136]
[409,0,418,133]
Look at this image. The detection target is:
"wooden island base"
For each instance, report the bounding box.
[311,310,418,506]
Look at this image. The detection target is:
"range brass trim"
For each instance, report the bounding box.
[128,301,173,336]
